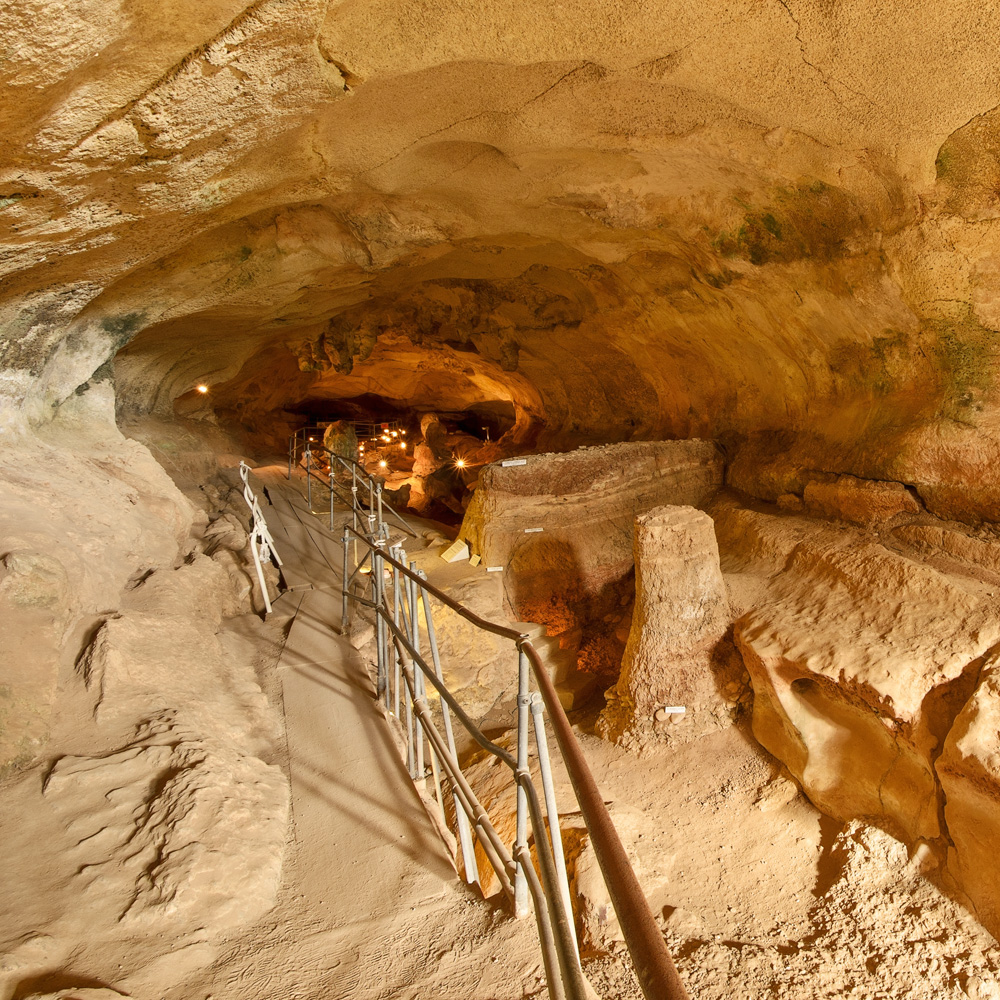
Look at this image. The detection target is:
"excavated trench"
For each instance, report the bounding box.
[9,3,1000,998]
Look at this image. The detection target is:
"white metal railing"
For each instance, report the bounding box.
[238,460,283,613]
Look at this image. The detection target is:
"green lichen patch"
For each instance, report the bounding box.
[927,314,997,425]
[100,312,148,350]
[711,180,864,266]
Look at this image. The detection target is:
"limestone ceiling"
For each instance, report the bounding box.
[4,1,1000,510]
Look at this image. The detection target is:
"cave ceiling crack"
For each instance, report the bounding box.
[359,61,594,178]
[773,0,899,131]
[64,0,324,158]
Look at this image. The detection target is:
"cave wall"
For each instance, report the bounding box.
[0,1,999,523]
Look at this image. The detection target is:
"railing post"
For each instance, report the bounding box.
[341,524,350,631]
[287,434,293,480]
[410,562,425,784]
[329,468,336,531]
[377,485,384,533]
[419,570,480,887]
[391,551,402,717]
[368,477,376,537]
[305,448,312,508]
[531,692,579,959]
[514,646,531,918]
[403,560,417,778]
[373,537,387,702]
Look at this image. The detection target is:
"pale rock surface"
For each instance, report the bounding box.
[893,522,1000,578]
[938,656,1000,941]
[43,727,289,931]
[729,498,1000,842]
[803,474,922,528]
[600,505,731,744]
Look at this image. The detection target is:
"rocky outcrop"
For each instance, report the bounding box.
[460,440,723,624]
[600,506,731,744]
[43,726,288,931]
[712,493,1000,942]
[727,500,999,842]
[938,656,1000,941]
[802,475,922,528]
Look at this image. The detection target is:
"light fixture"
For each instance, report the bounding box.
[378,460,388,469]
[196,384,208,394]
[455,458,466,469]
[400,442,406,450]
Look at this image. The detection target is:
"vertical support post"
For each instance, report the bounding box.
[329,468,342,534]
[402,564,417,777]
[409,563,424,783]
[419,572,480,886]
[392,555,402,717]
[368,476,376,538]
[305,449,312,508]
[377,486,384,534]
[351,466,359,564]
[514,646,531,918]
[531,692,579,959]
[373,540,386,702]
[287,435,293,480]
[341,525,350,631]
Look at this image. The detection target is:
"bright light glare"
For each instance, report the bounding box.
[400,442,406,450]
[455,458,466,469]
[196,384,208,394]
[378,460,388,468]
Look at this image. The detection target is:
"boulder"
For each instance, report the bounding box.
[938,656,1000,941]
[803,474,921,528]
[322,419,358,461]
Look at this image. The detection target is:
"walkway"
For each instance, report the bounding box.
[252,466,454,922]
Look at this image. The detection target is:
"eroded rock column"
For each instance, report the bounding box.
[600,505,730,744]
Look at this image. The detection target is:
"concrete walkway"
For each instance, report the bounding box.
[253,466,454,924]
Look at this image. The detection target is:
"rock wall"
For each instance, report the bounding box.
[712,492,1000,937]
[460,439,723,623]
[0,381,289,970]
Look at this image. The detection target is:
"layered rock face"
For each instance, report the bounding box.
[460,440,722,622]
[3,0,1000,522]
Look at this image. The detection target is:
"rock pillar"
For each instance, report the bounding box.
[599,505,729,743]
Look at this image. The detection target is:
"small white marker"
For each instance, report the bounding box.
[502,458,527,467]
[487,566,504,573]
[524,527,544,534]
[663,706,686,714]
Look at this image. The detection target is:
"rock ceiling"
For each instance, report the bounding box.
[4,1,1000,516]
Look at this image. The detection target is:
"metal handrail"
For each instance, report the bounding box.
[341,525,692,1000]
[294,440,418,539]
[238,461,283,613]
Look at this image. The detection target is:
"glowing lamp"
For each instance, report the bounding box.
[455,458,466,469]
[196,384,208,394]
[378,460,388,469]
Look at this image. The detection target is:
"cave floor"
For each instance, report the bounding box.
[5,466,1000,999]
